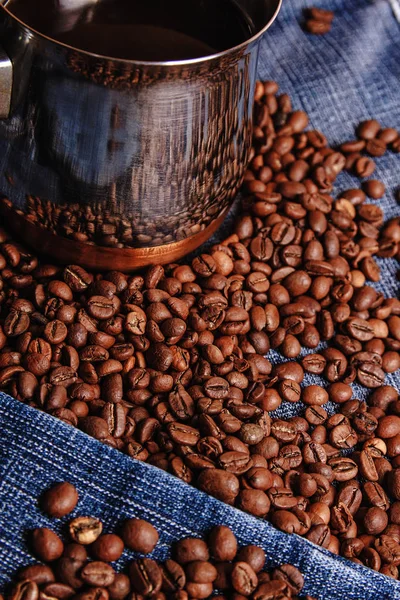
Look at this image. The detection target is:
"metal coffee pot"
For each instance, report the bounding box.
[0,0,281,270]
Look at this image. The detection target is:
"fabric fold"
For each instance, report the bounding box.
[0,392,399,599]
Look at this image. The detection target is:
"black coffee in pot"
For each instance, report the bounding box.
[4,0,254,60]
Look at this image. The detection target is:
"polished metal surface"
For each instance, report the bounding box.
[0,0,281,266]
[0,46,12,118]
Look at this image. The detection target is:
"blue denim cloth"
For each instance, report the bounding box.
[0,392,400,599]
[2,0,400,598]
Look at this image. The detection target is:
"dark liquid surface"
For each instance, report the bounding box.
[4,0,254,60]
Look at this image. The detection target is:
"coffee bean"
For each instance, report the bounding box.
[160,560,186,592]
[306,524,331,548]
[302,385,329,406]
[355,156,376,178]
[4,310,30,337]
[125,307,147,335]
[364,507,388,535]
[74,587,108,600]
[16,564,55,584]
[273,564,304,595]
[31,528,64,562]
[192,254,216,277]
[91,534,124,562]
[41,582,76,599]
[357,363,385,388]
[9,581,39,600]
[366,138,387,157]
[44,320,68,344]
[357,120,381,140]
[364,482,390,510]
[63,266,92,292]
[79,416,109,440]
[236,546,266,573]
[173,538,209,565]
[218,450,252,474]
[185,582,213,597]
[69,516,103,544]
[271,510,301,534]
[87,296,115,320]
[48,280,73,301]
[238,489,271,516]
[207,526,237,562]
[231,562,258,595]
[346,318,375,341]
[197,469,239,504]
[40,482,78,518]
[185,561,217,584]
[80,562,115,587]
[121,518,159,554]
[363,179,385,199]
[301,353,326,374]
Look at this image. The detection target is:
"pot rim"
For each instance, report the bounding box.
[0,0,282,67]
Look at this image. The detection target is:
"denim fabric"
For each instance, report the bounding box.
[1,0,400,598]
[0,392,400,599]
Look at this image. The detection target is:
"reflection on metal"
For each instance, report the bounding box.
[0,0,281,267]
[0,46,12,118]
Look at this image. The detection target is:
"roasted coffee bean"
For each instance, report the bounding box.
[80,562,115,587]
[64,266,92,292]
[40,482,78,518]
[207,526,238,562]
[236,546,266,573]
[378,415,400,439]
[197,469,239,504]
[40,582,76,599]
[161,560,186,592]
[363,179,385,199]
[306,524,331,548]
[91,534,124,562]
[302,385,328,406]
[185,561,217,583]
[231,562,258,595]
[301,354,326,374]
[364,482,390,510]
[121,518,159,553]
[174,538,209,564]
[329,457,358,481]
[16,564,55,585]
[237,489,271,516]
[273,564,304,595]
[31,527,64,562]
[129,559,162,595]
[9,581,39,600]
[69,516,103,544]
[87,296,115,320]
[357,363,385,388]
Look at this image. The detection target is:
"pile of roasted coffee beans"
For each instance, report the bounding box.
[303,7,334,35]
[1,81,400,579]
[2,481,311,600]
